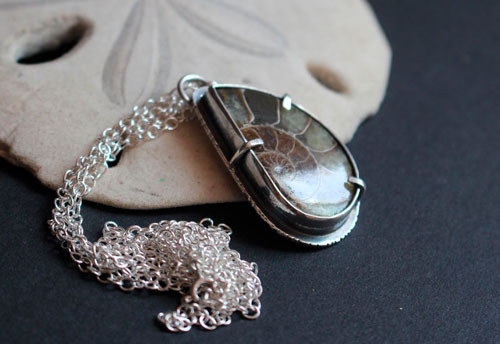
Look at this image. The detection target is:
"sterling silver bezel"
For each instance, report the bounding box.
[193,84,364,246]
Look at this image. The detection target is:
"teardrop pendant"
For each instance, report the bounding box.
[191,80,365,246]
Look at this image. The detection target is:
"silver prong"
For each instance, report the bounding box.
[229,139,264,167]
[281,94,292,110]
[348,176,366,200]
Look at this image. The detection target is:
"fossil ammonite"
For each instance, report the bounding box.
[193,82,365,246]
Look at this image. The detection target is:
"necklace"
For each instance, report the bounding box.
[48,74,365,332]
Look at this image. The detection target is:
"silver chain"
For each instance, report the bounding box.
[48,77,262,332]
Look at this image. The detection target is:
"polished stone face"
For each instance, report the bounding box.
[216,87,354,217]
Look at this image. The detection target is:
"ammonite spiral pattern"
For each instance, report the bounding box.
[216,87,354,217]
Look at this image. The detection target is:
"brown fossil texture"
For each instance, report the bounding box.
[219,87,354,217]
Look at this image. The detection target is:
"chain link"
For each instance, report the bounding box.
[48,78,262,332]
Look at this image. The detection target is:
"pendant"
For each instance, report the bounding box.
[186,76,365,246]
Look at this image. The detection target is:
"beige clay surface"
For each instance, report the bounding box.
[0,0,391,209]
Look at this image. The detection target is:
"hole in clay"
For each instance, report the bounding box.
[107,151,123,168]
[307,63,348,94]
[14,16,90,64]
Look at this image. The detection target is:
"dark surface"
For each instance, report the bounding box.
[1,1,499,343]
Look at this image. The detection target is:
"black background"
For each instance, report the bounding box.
[1,1,499,343]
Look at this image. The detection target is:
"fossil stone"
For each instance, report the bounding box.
[0,0,391,209]
[218,87,354,217]
[195,85,362,245]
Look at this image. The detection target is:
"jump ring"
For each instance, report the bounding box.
[177,74,210,103]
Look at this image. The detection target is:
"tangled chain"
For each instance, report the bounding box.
[48,78,262,332]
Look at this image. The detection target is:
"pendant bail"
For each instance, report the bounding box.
[177,74,211,104]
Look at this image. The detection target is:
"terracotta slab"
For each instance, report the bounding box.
[0,0,391,209]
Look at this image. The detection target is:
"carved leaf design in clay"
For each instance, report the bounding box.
[101,0,287,105]
[1,0,287,106]
[102,0,146,106]
[169,0,288,57]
